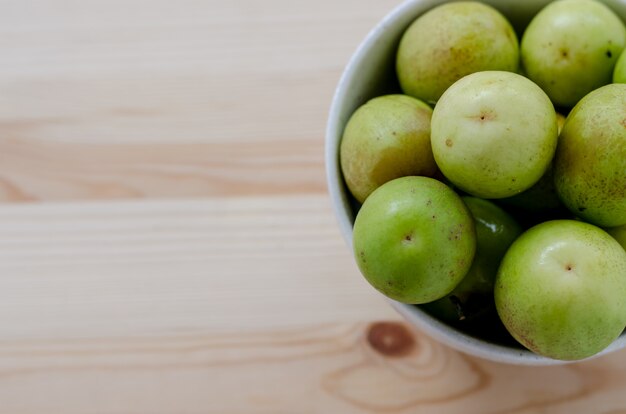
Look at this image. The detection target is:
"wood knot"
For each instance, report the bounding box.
[366,322,415,357]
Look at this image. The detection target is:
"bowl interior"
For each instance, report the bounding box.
[326,0,626,365]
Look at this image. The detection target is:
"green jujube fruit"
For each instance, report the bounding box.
[521,0,626,107]
[340,95,437,203]
[353,176,476,304]
[396,1,519,104]
[554,84,626,227]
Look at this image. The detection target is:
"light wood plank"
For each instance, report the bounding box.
[0,0,402,202]
[0,138,326,201]
[0,195,626,413]
[0,194,396,339]
[2,321,626,413]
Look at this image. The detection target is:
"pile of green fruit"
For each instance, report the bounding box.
[340,0,626,361]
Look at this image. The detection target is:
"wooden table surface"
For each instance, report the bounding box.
[2,0,626,412]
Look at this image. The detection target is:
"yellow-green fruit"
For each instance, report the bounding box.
[340,95,437,203]
[496,220,626,360]
[396,1,519,104]
[554,84,626,227]
[353,176,476,304]
[431,71,558,199]
[521,0,626,107]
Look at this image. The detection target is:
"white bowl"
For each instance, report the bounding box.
[326,0,626,365]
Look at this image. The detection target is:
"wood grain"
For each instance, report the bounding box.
[0,195,624,413]
[2,320,626,413]
[3,0,626,412]
[0,0,401,202]
[0,138,325,200]
[0,195,396,338]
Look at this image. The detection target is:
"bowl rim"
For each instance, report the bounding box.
[325,0,626,365]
